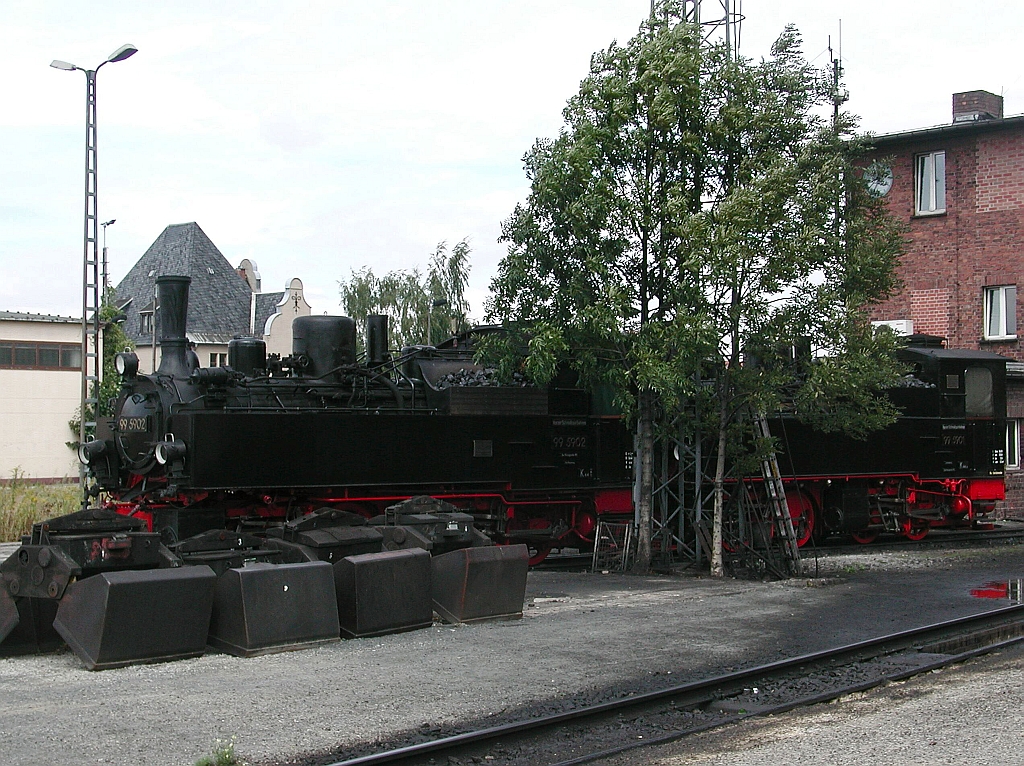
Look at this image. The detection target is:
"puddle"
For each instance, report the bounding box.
[970,580,1024,603]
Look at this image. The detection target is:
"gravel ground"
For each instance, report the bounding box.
[604,642,1024,766]
[1,543,1023,766]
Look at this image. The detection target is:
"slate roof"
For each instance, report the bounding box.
[115,223,253,345]
[255,292,285,336]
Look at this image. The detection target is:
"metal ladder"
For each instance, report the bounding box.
[752,414,802,575]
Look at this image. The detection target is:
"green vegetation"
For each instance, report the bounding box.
[194,739,241,766]
[0,471,80,542]
[483,1,906,574]
[339,239,472,348]
[68,294,136,450]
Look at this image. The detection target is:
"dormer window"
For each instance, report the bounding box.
[140,310,153,336]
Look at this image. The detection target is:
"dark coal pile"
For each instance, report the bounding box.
[895,374,936,388]
[435,368,532,388]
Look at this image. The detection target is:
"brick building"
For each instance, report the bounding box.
[867,90,1024,513]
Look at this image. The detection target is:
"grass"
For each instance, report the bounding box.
[0,470,81,542]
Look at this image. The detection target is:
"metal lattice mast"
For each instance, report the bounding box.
[676,0,743,61]
[81,70,100,456]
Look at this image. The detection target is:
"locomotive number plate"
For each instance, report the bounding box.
[118,416,150,432]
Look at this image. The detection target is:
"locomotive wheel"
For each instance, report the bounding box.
[903,520,930,541]
[850,530,878,545]
[528,545,553,566]
[784,490,816,548]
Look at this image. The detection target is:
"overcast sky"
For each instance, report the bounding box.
[3,1,1022,320]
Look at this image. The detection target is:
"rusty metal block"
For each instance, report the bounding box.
[431,544,528,624]
[334,548,433,638]
[207,561,340,657]
[53,566,216,670]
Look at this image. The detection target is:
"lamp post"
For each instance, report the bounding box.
[51,44,137,461]
[101,219,115,295]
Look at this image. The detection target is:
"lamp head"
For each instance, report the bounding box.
[107,44,138,63]
[50,60,77,71]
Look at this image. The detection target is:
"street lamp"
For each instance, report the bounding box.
[51,44,137,461]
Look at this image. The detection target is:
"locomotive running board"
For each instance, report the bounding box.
[334,548,433,639]
[431,544,529,624]
[53,566,217,671]
[207,561,340,657]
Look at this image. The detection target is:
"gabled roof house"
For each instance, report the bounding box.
[115,222,310,371]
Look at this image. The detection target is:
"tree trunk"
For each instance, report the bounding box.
[634,389,654,573]
[711,381,728,577]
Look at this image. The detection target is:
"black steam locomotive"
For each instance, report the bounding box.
[81,276,634,564]
[767,341,1007,545]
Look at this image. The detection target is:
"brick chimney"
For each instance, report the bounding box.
[952,90,1003,123]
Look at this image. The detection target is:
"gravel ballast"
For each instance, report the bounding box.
[1,544,1022,765]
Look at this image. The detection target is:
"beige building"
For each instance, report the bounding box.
[0,312,82,481]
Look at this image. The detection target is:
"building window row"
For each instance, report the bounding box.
[0,342,82,370]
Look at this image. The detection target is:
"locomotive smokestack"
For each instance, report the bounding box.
[366,315,389,366]
[156,275,192,378]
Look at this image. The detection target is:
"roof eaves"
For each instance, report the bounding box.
[868,114,1024,146]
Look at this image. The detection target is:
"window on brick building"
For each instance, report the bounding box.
[984,285,1017,340]
[915,151,946,215]
[1007,420,1020,470]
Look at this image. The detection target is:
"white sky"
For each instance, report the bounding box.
[2,1,1022,320]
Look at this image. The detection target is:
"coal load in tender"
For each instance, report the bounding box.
[434,368,531,389]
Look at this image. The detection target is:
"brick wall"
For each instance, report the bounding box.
[868,121,1024,515]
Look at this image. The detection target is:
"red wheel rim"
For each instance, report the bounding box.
[903,522,929,541]
[785,490,815,548]
[528,546,552,566]
[851,530,878,545]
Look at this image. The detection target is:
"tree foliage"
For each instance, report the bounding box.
[339,239,472,349]
[484,2,906,573]
[68,294,136,449]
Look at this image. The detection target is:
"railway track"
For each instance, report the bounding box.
[805,522,1024,559]
[306,605,1024,766]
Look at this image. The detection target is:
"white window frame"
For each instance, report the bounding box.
[984,285,1017,340]
[1007,419,1020,470]
[915,151,946,215]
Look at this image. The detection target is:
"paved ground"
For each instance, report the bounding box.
[1,543,1023,765]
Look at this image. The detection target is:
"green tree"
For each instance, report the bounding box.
[339,239,472,350]
[484,2,905,574]
[68,294,135,449]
